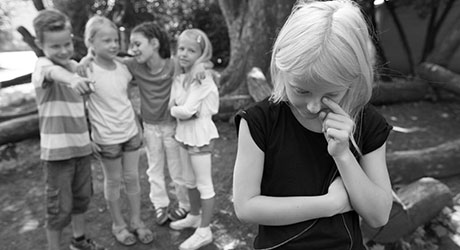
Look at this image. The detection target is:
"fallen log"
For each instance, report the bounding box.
[0,94,253,145]
[387,138,460,184]
[361,177,452,243]
[417,63,460,96]
[17,26,44,58]
[0,114,39,145]
[370,78,433,105]
[0,107,37,123]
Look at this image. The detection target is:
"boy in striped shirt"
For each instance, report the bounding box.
[32,9,104,250]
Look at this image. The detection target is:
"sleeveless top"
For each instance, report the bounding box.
[235,98,392,250]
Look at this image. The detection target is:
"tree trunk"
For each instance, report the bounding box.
[387,138,460,184]
[217,0,295,96]
[0,114,39,145]
[384,0,415,76]
[361,177,452,243]
[52,0,92,60]
[417,62,460,96]
[359,0,392,82]
[425,12,460,67]
[420,0,456,62]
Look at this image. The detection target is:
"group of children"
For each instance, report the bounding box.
[32,0,394,250]
[32,8,218,250]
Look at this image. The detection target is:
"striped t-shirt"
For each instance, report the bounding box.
[32,57,92,161]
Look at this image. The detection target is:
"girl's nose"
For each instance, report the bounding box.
[60,47,69,55]
[306,98,322,114]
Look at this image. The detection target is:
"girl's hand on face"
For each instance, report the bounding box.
[319,97,354,158]
[327,177,353,214]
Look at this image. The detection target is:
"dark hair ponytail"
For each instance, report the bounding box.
[131,21,171,58]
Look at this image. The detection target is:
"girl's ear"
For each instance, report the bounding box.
[149,38,160,49]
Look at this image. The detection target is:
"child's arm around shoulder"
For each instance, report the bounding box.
[191,61,214,83]
[35,57,94,95]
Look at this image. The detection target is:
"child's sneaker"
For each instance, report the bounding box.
[154,206,169,225]
[168,207,189,221]
[69,238,105,250]
[179,227,213,250]
[169,214,201,230]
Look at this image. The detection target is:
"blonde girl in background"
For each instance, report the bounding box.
[79,21,211,227]
[168,28,219,250]
[83,15,153,246]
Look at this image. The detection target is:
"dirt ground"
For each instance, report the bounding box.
[1,99,460,250]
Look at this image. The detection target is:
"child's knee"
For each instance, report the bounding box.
[196,182,215,200]
[124,174,141,194]
[104,178,121,201]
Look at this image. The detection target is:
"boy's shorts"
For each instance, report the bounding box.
[43,154,92,231]
[180,140,214,155]
[97,133,142,159]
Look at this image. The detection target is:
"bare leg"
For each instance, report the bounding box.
[122,150,141,225]
[46,229,61,250]
[101,157,127,228]
[71,213,86,237]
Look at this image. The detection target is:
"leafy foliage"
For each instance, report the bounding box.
[78,0,229,66]
[0,2,12,51]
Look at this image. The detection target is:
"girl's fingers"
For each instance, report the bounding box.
[322,97,347,116]
[324,128,349,141]
[323,118,353,133]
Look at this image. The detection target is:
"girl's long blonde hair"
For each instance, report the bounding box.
[271,0,375,116]
[270,0,376,156]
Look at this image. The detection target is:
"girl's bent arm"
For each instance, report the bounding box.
[233,119,350,226]
[171,76,214,119]
[334,145,393,227]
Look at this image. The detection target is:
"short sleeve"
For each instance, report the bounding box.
[32,57,54,89]
[234,99,270,152]
[117,61,133,81]
[358,104,393,155]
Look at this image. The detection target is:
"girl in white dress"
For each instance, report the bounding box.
[168,28,219,250]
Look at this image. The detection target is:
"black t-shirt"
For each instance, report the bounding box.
[235,98,392,250]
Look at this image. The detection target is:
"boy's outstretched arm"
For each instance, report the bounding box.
[45,65,94,95]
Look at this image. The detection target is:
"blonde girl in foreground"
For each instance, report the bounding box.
[232,0,393,249]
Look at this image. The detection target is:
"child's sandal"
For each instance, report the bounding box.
[132,226,154,244]
[112,226,137,246]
